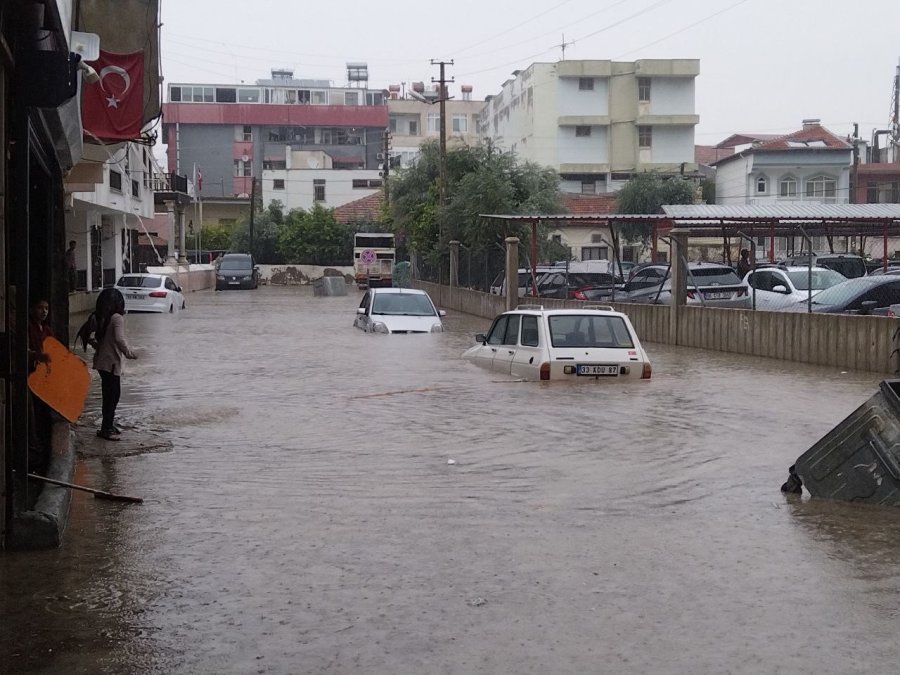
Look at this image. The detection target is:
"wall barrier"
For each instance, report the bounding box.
[415,281,900,375]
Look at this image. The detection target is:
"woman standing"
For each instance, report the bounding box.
[77,288,138,440]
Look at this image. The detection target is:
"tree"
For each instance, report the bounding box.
[615,172,696,242]
[200,222,232,251]
[231,200,285,263]
[278,203,351,265]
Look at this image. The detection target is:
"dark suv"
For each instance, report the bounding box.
[215,254,259,290]
[785,254,867,279]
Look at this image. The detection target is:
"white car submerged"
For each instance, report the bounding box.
[354,287,445,334]
[463,304,652,381]
[116,273,186,313]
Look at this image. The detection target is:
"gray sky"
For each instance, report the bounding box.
[160,0,899,145]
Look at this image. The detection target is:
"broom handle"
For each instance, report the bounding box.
[27,473,143,503]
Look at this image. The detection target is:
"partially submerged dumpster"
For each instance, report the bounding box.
[783,380,900,506]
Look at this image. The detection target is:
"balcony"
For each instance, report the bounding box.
[152,172,191,206]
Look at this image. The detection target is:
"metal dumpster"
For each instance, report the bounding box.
[312,276,348,297]
[784,380,900,506]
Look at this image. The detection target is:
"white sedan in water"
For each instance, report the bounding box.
[116,273,186,313]
[463,305,652,381]
[354,287,445,334]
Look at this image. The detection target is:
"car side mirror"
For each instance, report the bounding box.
[438,310,447,317]
[772,285,788,293]
[860,300,878,314]
[475,333,486,343]
[357,307,366,315]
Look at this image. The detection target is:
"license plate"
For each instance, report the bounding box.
[576,364,619,376]
[228,281,240,285]
[127,294,141,300]
[704,292,731,300]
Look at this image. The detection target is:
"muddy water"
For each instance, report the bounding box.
[2,287,899,674]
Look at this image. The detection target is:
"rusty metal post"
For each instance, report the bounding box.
[669,230,689,344]
[505,237,520,312]
[449,240,459,307]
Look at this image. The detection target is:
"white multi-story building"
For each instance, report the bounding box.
[479,59,700,194]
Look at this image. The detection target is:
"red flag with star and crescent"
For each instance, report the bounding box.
[82,50,145,141]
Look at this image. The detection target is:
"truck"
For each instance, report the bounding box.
[353,232,395,289]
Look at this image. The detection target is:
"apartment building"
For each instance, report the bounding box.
[387,83,483,168]
[478,59,700,194]
[161,66,389,217]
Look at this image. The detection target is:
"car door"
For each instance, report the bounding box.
[845,280,900,312]
[355,291,371,330]
[492,314,521,375]
[511,314,542,379]
[471,315,509,371]
[747,270,780,308]
[164,277,183,310]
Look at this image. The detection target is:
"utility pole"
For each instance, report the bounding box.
[551,34,575,60]
[431,59,454,246]
[249,176,257,256]
[382,129,391,207]
[893,58,900,161]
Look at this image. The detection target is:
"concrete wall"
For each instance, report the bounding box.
[650,126,695,164]
[650,78,695,114]
[557,76,609,116]
[416,281,900,374]
[557,125,609,165]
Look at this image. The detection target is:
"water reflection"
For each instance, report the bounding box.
[3,286,898,673]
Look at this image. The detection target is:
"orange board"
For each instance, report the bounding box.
[28,336,91,423]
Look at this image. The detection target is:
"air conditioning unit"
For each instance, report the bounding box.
[376,152,384,160]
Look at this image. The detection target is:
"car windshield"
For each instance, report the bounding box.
[819,258,866,278]
[786,269,846,290]
[219,258,252,271]
[372,293,436,316]
[810,277,878,305]
[548,315,635,349]
[118,276,159,288]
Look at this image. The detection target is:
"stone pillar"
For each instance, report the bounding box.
[176,203,188,265]
[669,230,689,344]
[85,220,94,292]
[505,236,519,312]
[165,201,177,265]
[449,240,460,304]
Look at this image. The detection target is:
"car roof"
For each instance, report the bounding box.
[371,287,426,295]
[119,273,163,278]
[221,253,251,259]
[766,266,834,273]
[509,305,627,318]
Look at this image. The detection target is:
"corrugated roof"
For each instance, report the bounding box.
[662,203,900,220]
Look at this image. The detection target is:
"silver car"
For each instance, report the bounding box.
[624,263,750,308]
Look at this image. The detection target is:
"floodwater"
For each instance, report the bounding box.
[2,287,900,674]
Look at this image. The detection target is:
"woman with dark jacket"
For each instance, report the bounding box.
[76,288,138,440]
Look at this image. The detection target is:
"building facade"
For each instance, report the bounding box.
[162,67,389,215]
[478,59,700,194]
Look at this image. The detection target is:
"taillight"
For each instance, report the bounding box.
[686,290,696,299]
[641,362,652,379]
[148,291,167,298]
[574,290,587,300]
[736,288,747,297]
[539,362,551,380]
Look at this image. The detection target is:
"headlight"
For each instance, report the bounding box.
[216,274,224,280]
[372,322,389,334]
[430,323,443,333]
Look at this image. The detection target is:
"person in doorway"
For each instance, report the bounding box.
[27,298,54,470]
[76,288,137,441]
[65,240,78,292]
[737,248,752,279]
[27,298,53,372]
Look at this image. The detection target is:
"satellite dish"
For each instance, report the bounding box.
[241,154,250,163]
[307,157,320,169]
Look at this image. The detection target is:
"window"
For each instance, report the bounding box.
[216,87,236,103]
[242,125,252,142]
[273,179,285,190]
[548,315,635,349]
[389,118,397,133]
[779,177,797,198]
[452,113,468,133]
[551,234,562,243]
[313,179,326,202]
[581,181,596,194]
[581,246,608,261]
[352,179,383,189]
[427,112,440,133]
[756,175,768,193]
[366,92,384,105]
[238,88,260,103]
[170,86,181,102]
[487,316,509,345]
[575,126,592,137]
[131,179,140,198]
[234,159,251,177]
[263,160,287,170]
[638,126,652,148]
[578,77,594,91]
[187,86,213,102]
[521,315,539,347]
[408,120,418,136]
[638,77,651,102]
[311,90,327,104]
[109,169,122,192]
[806,175,837,200]
[297,90,311,104]
[344,91,359,106]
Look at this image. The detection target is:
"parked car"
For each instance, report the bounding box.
[463,305,651,381]
[215,253,259,290]
[490,265,560,297]
[785,253,868,279]
[535,271,623,299]
[624,262,750,308]
[778,275,900,313]
[866,266,900,276]
[354,287,445,334]
[742,266,847,310]
[116,273,185,313]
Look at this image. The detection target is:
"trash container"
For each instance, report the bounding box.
[785,379,900,506]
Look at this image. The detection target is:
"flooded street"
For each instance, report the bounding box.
[2,286,900,674]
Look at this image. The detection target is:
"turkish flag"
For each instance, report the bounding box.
[82,50,145,141]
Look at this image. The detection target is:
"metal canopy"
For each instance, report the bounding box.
[478,213,666,222]
[662,203,900,220]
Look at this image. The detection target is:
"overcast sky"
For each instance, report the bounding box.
[159,0,899,145]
